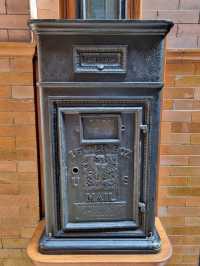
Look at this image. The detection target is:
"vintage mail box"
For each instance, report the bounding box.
[30,19,173,254]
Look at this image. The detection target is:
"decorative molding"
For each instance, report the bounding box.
[0,42,36,57]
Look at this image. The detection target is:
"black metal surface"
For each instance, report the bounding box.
[30,20,173,254]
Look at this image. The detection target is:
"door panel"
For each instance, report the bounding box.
[58,107,142,231]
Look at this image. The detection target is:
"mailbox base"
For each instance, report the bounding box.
[39,230,161,254]
[27,218,172,266]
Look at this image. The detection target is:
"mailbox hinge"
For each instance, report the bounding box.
[140,124,148,134]
[139,202,146,213]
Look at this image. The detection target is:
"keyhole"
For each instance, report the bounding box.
[72,167,79,174]
[121,125,126,131]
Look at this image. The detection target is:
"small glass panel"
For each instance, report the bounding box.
[83,0,124,19]
[81,114,120,140]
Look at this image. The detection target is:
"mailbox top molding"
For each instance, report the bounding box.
[29,20,173,36]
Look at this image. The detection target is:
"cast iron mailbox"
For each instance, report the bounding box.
[30,20,173,254]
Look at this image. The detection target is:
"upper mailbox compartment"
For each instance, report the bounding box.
[30,20,173,83]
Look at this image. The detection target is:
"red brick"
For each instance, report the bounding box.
[188,176,200,186]
[0,30,8,41]
[168,187,200,197]
[160,217,185,227]
[0,161,16,172]
[163,87,194,99]
[0,58,10,72]
[167,226,200,235]
[0,126,14,137]
[6,0,29,14]
[166,63,196,75]
[167,206,200,216]
[16,137,36,149]
[186,217,200,225]
[0,72,33,85]
[173,100,200,110]
[37,0,59,10]
[143,0,179,10]
[162,111,191,122]
[0,99,34,112]
[171,122,200,133]
[0,172,18,184]
[158,197,186,206]
[159,176,188,186]
[12,86,34,99]
[0,137,15,151]
[142,10,158,20]
[16,150,37,161]
[192,112,200,122]
[20,227,35,238]
[0,151,16,160]
[14,112,35,125]
[180,0,200,9]
[178,24,200,37]
[188,156,200,166]
[0,113,13,125]
[15,126,36,137]
[160,155,188,166]
[2,238,29,249]
[18,172,38,183]
[160,144,200,155]
[0,86,11,97]
[191,134,200,144]
[8,30,30,42]
[0,183,19,195]
[173,245,200,255]
[164,76,175,87]
[162,99,173,109]
[0,249,22,259]
[17,161,37,173]
[37,8,59,19]
[0,0,6,14]
[10,57,32,72]
[175,76,200,87]
[186,197,200,207]
[3,258,34,266]
[158,10,199,23]
[160,166,200,176]
[194,88,200,100]
[168,36,198,49]
[170,254,199,264]
[160,133,190,144]
[0,15,29,29]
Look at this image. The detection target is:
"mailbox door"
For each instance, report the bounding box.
[57,106,143,232]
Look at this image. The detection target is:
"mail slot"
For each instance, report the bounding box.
[73,45,127,74]
[30,20,173,254]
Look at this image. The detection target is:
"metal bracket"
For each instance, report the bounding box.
[140,124,148,134]
[139,202,146,213]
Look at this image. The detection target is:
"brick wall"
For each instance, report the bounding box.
[159,51,200,266]
[36,0,61,19]
[0,43,39,266]
[0,0,30,42]
[143,0,200,48]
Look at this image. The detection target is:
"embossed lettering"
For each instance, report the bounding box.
[86,192,115,202]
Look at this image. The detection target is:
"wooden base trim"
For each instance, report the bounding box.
[27,218,172,266]
[0,42,36,57]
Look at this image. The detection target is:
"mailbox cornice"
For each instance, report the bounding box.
[29,20,173,36]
